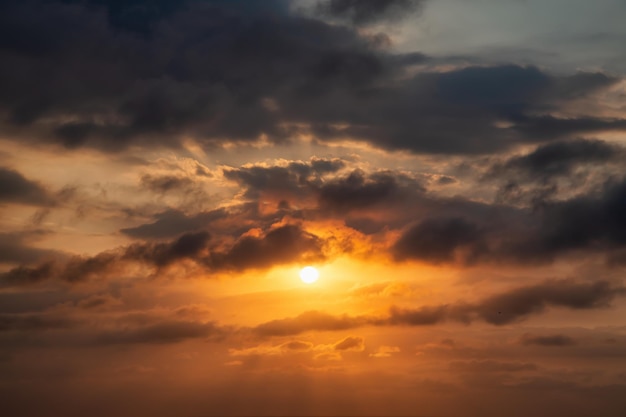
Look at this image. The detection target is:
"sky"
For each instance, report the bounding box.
[1,1,626,416]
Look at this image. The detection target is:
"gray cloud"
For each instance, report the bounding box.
[0,1,622,155]
[0,313,75,332]
[140,174,196,194]
[0,167,52,206]
[520,333,577,347]
[1,224,324,286]
[318,169,414,213]
[223,158,346,200]
[251,279,626,336]
[489,139,623,182]
[392,217,485,263]
[450,360,538,373]
[316,0,425,25]
[95,320,224,345]
[0,231,61,265]
[333,335,365,351]
[254,311,371,337]
[121,208,229,240]
[469,280,624,325]
[391,173,626,264]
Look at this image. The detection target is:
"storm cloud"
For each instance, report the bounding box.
[0,1,622,154]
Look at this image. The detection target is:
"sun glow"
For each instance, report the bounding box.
[299,266,319,284]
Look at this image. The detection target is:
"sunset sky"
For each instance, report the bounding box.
[1,1,626,416]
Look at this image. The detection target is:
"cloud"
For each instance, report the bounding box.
[223,161,423,218]
[469,280,625,325]
[254,311,371,337]
[0,167,52,206]
[392,217,485,263]
[486,139,625,205]
[76,294,121,310]
[318,169,415,213]
[316,0,425,25]
[124,231,211,268]
[0,262,57,286]
[223,157,346,200]
[501,176,626,261]
[251,279,626,335]
[0,313,75,332]
[120,208,229,240]
[388,305,451,325]
[333,335,365,351]
[510,114,626,142]
[0,231,61,265]
[207,224,324,271]
[139,174,196,194]
[449,360,537,373]
[95,320,224,345]
[282,340,315,351]
[0,2,622,155]
[520,333,577,347]
[391,174,626,264]
[0,224,325,286]
[489,139,623,182]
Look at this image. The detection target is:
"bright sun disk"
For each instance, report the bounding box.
[299,266,319,284]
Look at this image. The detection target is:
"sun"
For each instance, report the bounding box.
[299,266,319,284]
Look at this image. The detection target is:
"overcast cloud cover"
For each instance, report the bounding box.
[1,1,625,416]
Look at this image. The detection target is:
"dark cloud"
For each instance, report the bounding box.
[510,114,626,142]
[223,157,346,200]
[77,294,119,310]
[520,176,626,257]
[471,280,624,325]
[302,65,623,154]
[0,1,621,155]
[0,232,61,265]
[318,169,413,213]
[224,161,421,218]
[254,311,369,337]
[450,360,537,373]
[281,340,314,351]
[1,225,324,286]
[0,313,75,332]
[124,231,211,268]
[251,280,626,335]
[55,0,200,36]
[0,262,57,287]
[124,159,626,268]
[208,224,324,271]
[96,320,224,345]
[392,217,485,263]
[487,139,624,206]
[128,153,626,268]
[0,167,52,205]
[490,139,623,181]
[0,0,390,150]
[435,65,551,111]
[333,335,365,351]
[520,333,577,347]
[121,208,228,239]
[387,305,450,325]
[140,174,196,194]
[389,172,626,265]
[317,0,424,25]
